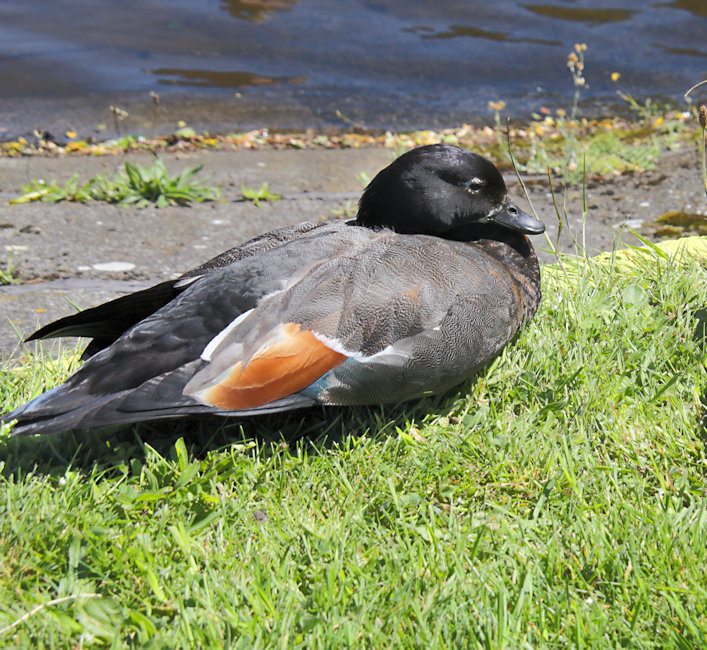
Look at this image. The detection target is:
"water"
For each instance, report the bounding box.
[0,0,705,138]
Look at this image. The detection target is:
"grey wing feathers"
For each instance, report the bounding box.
[24,219,345,358]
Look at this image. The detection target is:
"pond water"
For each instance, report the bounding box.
[0,0,705,137]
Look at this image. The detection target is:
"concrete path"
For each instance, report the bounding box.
[0,146,689,359]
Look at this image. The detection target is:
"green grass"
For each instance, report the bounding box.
[10,157,220,208]
[0,240,706,647]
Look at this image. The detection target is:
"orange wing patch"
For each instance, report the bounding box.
[201,323,347,410]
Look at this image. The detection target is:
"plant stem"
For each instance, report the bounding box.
[701,123,706,197]
[0,594,101,635]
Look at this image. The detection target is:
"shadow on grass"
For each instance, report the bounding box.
[0,388,459,479]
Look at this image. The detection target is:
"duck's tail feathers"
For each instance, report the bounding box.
[25,280,181,359]
[2,366,316,437]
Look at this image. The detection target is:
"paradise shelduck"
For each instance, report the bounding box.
[3,144,545,436]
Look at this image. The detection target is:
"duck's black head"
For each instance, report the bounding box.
[356,144,544,237]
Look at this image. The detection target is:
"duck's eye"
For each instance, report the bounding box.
[465,177,484,193]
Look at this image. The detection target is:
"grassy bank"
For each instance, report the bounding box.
[1,237,705,647]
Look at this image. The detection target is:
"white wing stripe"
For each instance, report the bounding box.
[201,308,254,361]
[311,331,409,364]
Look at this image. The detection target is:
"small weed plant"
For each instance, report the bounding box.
[11,157,220,208]
[489,44,696,183]
[0,253,19,285]
[240,182,282,207]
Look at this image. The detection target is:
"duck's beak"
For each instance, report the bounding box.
[493,202,545,235]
